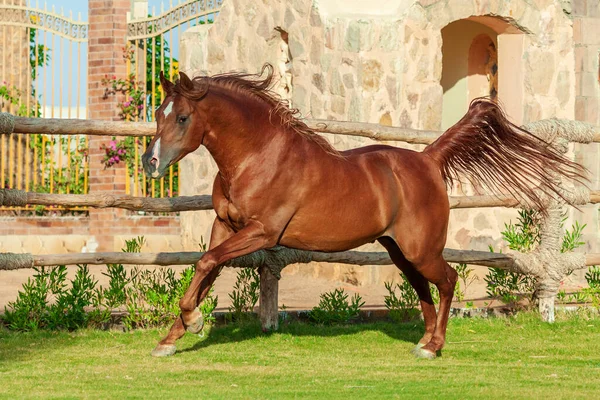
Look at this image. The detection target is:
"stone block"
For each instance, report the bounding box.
[312,73,325,93]
[586,95,600,124]
[331,96,346,115]
[360,59,383,92]
[556,70,571,107]
[527,51,555,95]
[581,71,599,97]
[330,71,345,96]
[310,92,325,118]
[588,0,600,18]
[348,95,362,122]
[343,73,355,89]
[417,85,442,129]
[575,47,585,72]
[581,17,600,44]
[448,0,475,20]
[585,46,599,72]
[575,96,587,121]
[572,0,587,16]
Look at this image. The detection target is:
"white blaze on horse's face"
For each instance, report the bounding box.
[151,138,161,178]
[163,101,174,118]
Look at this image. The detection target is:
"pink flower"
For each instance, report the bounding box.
[124,101,131,107]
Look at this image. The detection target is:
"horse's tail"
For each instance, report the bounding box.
[423,98,587,211]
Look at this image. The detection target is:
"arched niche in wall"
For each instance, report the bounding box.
[440,17,524,130]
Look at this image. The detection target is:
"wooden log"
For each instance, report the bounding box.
[8,188,600,213]
[6,114,441,144]
[5,113,600,146]
[259,266,279,331]
[1,248,516,270]
[307,119,439,145]
[26,191,213,212]
[590,192,600,205]
[448,195,521,209]
[11,115,155,137]
[585,253,600,266]
[2,248,596,272]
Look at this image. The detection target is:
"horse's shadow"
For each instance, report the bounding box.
[178,318,424,354]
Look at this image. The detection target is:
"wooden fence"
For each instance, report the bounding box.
[1,111,600,327]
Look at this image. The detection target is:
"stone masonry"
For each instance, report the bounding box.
[177,0,599,285]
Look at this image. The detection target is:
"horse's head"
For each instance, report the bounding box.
[142,71,207,179]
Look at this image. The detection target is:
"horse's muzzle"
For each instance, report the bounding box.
[141,152,165,179]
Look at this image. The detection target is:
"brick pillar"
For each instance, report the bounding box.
[87,0,131,251]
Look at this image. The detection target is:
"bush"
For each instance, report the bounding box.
[228,268,260,321]
[3,265,100,331]
[485,210,586,307]
[384,279,420,321]
[308,288,365,325]
[2,236,219,332]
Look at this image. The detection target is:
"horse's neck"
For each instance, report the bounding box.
[201,93,291,178]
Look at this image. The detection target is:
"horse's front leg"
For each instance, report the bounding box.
[151,220,273,357]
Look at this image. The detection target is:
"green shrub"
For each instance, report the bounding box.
[2,236,219,332]
[485,210,586,307]
[308,288,365,325]
[384,279,420,321]
[3,265,99,331]
[453,263,477,302]
[228,268,260,321]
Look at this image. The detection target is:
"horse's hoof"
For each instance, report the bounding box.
[185,309,204,334]
[413,346,437,360]
[410,343,426,355]
[151,344,177,357]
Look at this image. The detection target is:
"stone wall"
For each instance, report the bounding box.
[569,0,600,262]
[178,0,597,285]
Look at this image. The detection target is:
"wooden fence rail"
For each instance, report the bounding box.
[1,247,598,272]
[3,188,600,212]
[3,113,600,144]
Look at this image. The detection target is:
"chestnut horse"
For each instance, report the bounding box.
[142,65,584,359]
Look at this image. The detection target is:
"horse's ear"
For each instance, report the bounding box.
[160,71,174,95]
[179,71,194,90]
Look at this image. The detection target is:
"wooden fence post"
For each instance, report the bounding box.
[259,265,279,331]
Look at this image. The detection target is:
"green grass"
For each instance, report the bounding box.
[1,313,599,399]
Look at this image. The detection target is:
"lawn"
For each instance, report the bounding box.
[1,313,599,399]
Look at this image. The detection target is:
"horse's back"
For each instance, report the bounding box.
[345,145,450,260]
[279,144,448,253]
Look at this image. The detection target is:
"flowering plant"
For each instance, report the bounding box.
[101,73,145,121]
[100,139,128,168]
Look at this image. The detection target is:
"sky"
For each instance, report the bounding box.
[36,0,168,18]
[27,0,190,117]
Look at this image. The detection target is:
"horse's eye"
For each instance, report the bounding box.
[177,116,188,124]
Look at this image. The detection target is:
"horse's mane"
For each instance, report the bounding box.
[173,64,340,156]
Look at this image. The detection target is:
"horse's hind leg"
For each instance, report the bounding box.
[378,237,438,350]
[411,257,458,359]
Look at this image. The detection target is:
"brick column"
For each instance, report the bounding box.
[87,0,131,251]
